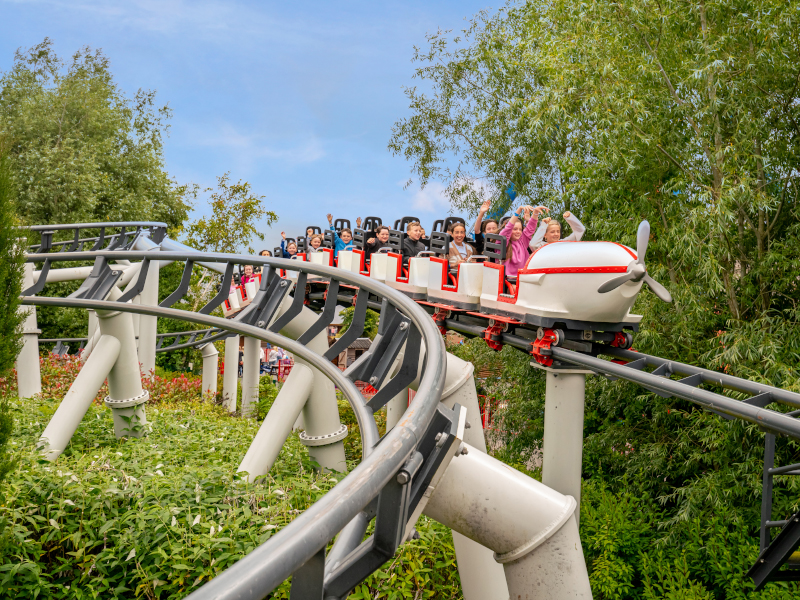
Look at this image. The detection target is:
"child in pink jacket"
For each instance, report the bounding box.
[500,205,547,278]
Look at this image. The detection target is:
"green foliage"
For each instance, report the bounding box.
[256,377,280,421]
[184,173,277,256]
[338,307,380,340]
[395,6,800,594]
[579,480,800,599]
[0,146,24,375]
[0,39,192,232]
[0,145,22,488]
[0,371,461,599]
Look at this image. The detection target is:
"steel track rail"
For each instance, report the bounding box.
[550,346,800,439]
[22,249,448,600]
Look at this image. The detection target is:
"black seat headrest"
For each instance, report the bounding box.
[483,233,507,263]
[429,231,451,256]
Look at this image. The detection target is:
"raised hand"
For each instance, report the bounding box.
[543,217,552,224]
[281,231,286,240]
[531,205,549,219]
[479,199,492,214]
[356,217,362,227]
[563,211,571,218]
[367,237,376,245]
[326,213,333,224]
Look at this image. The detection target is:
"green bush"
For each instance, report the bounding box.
[0,387,461,599]
[0,143,24,489]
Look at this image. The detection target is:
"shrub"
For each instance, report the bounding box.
[0,144,24,488]
[1,374,462,599]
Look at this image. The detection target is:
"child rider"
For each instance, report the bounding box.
[326,213,355,258]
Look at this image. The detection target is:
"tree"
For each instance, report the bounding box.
[392,2,800,588]
[184,172,276,255]
[0,142,24,485]
[338,307,380,341]
[0,39,191,232]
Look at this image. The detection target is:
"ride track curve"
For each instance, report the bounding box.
[18,223,800,594]
[21,249,456,599]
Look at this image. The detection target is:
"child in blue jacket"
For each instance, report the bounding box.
[326,213,354,258]
[279,232,298,258]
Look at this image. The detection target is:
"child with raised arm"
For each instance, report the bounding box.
[500,205,546,278]
[473,199,500,255]
[326,213,355,258]
[529,211,586,251]
[279,232,298,258]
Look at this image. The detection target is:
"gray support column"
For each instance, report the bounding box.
[97,287,149,439]
[81,326,102,362]
[131,294,141,342]
[222,334,239,412]
[436,353,510,600]
[241,336,261,417]
[37,335,121,461]
[200,343,219,398]
[238,363,314,481]
[274,296,347,473]
[384,389,408,432]
[16,262,42,398]
[542,369,588,521]
[137,258,160,377]
[87,309,99,341]
[424,446,591,600]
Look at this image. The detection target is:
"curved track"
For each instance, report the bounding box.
[21,245,455,599]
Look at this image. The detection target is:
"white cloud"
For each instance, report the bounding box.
[193,123,325,166]
[404,178,494,213]
[408,181,450,212]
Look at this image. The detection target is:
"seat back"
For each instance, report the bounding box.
[323,230,335,249]
[353,228,368,251]
[483,233,508,263]
[443,216,466,232]
[392,216,421,231]
[388,229,406,254]
[296,237,306,253]
[362,216,382,231]
[429,231,451,256]
[334,219,350,231]
[305,225,322,235]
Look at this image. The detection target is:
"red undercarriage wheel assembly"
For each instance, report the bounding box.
[530,328,563,367]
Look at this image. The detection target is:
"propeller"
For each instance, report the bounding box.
[597,220,672,302]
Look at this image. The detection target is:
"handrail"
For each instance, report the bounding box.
[21,221,168,231]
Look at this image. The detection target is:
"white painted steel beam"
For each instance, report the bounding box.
[38,334,121,460]
[200,343,219,397]
[16,262,42,398]
[238,363,314,482]
[137,257,160,377]
[542,369,588,522]
[424,445,592,599]
[241,336,261,417]
[435,353,511,600]
[222,334,239,412]
[97,287,148,438]
[273,295,347,473]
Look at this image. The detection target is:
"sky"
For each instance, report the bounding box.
[0,0,495,251]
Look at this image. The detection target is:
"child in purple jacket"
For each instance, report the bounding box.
[500,205,548,278]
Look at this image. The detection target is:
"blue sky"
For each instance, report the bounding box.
[1,0,494,251]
